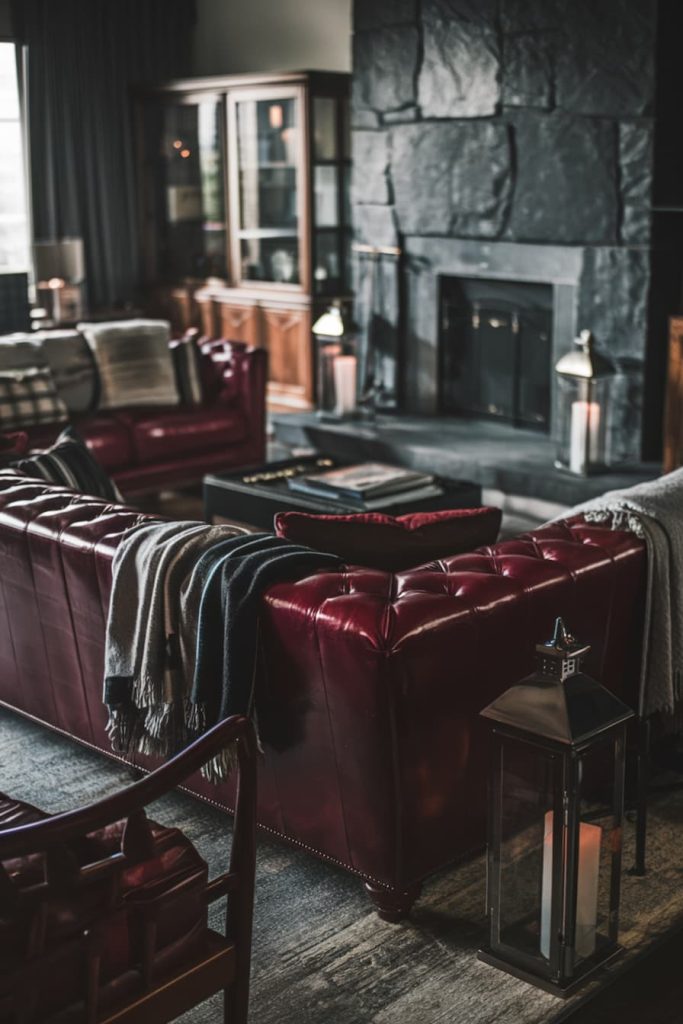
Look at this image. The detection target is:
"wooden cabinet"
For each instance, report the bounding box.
[260,298,312,410]
[199,287,313,410]
[136,71,351,411]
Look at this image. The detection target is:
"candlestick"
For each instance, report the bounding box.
[540,810,602,960]
[333,355,357,417]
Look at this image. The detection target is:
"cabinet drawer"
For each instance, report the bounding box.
[218,301,262,348]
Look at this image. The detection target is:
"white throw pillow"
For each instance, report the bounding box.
[79,319,179,410]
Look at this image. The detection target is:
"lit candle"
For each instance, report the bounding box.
[540,810,602,960]
[569,401,601,474]
[333,355,357,417]
[269,104,283,129]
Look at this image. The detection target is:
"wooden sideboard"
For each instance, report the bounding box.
[196,287,313,411]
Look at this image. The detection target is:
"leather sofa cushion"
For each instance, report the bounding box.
[72,414,136,471]
[121,404,247,465]
[0,432,28,463]
[274,506,503,570]
[0,792,208,1019]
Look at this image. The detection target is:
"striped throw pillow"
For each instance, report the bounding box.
[79,320,179,410]
[13,426,123,502]
[0,367,68,430]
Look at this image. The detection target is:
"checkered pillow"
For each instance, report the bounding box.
[0,367,68,430]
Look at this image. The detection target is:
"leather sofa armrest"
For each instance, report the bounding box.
[200,339,268,460]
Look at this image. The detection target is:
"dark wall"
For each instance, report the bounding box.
[351,0,661,459]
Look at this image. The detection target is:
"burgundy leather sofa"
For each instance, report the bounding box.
[19,339,267,496]
[0,472,647,918]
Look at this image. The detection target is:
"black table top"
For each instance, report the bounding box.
[204,455,482,530]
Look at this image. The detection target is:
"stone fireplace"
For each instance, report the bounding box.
[350,0,680,464]
[439,274,552,430]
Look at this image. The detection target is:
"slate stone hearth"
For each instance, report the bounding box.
[350,0,677,465]
[273,412,658,509]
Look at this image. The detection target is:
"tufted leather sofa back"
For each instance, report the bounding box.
[0,470,646,892]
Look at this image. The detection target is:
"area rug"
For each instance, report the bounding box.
[1,709,682,1024]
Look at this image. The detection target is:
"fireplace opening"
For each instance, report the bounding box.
[439,277,553,432]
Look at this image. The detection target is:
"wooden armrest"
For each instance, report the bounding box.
[0,715,256,860]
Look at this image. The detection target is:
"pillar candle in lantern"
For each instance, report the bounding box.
[333,355,357,416]
[540,810,602,960]
[569,401,601,474]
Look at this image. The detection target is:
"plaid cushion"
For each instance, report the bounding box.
[0,367,68,430]
[12,426,123,503]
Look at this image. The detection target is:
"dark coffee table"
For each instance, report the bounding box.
[203,455,482,530]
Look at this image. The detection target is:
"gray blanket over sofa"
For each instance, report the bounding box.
[561,467,683,719]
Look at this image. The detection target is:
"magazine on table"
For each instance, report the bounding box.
[288,477,444,510]
[287,461,435,502]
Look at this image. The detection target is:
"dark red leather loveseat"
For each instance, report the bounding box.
[0,473,647,917]
[19,339,267,496]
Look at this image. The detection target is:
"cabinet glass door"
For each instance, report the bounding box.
[311,94,351,297]
[230,90,303,286]
[142,95,227,281]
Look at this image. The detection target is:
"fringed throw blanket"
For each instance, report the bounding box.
[189,534,342,782]
[104,521,247,756]
[104,525,340,781]
[559,467,683,720]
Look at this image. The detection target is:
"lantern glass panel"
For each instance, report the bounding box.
[570,738,620,969]
[556,375,611,474]
[316,334,358,417]
[497,738,557,960]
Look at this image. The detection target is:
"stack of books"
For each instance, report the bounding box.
[286,462,443,510]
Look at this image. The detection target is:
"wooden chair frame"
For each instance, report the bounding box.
[0,715,257,1024]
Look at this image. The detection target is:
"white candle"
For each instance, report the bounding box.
[540,810,601,960]
[569,401,601,474]
[333,355,357,416]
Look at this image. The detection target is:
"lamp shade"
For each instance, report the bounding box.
[33,238,85,283]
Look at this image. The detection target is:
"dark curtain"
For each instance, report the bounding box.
[11,0,197,309]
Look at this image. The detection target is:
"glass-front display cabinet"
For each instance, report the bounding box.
[137,71,350,410]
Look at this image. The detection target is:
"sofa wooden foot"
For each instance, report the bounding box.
[364,881,422,922]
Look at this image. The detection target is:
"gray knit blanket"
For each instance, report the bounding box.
[559,468,683,719]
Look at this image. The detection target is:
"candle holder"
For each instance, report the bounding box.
[312,301,359,420]
[478,618,634,997]
[555,330,615,476]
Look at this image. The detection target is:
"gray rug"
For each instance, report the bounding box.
[1,709,682,1024]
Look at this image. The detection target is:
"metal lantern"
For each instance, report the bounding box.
[555,330,615,476]
[312,301,359,420]
[478,618,634,997]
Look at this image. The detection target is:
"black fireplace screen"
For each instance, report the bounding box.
[439,277,552,431]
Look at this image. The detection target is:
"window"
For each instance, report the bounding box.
[0,43,29,270]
